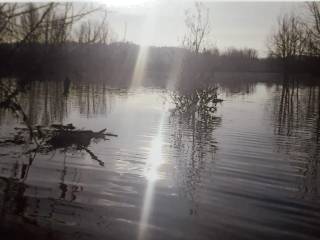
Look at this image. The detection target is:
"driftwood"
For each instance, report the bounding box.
[1,123,117,166]
[0,82,117,167]
[47,125,118,149]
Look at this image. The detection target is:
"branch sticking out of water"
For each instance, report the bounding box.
[171,86,223,118]
[0,81,117,167]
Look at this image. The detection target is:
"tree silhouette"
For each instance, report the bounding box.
[182,2,211,54]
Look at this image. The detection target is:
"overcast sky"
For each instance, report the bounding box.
[104,1,306,57]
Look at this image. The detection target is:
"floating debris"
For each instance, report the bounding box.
[1,81,117,167]
[1,123,117,167]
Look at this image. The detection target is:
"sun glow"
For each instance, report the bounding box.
[127,1,158,89]
[130,46,150,88]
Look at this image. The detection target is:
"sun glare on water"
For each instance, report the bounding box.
[138,103,169,240]
[144,134,164,181]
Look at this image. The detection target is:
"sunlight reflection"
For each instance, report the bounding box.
[138,104,168,240]
[144,131,164,182]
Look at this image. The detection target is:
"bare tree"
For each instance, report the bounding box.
[76,10,111,44]
[222,47,258,59]
[20,3,45,43]
[183,2,211,54]
[268,14,307,59]
[306,2,320,55]
[0,2,106,45]
[42,3,104,45]
[45,3,74,45]
[0,3,16,42]
[0,3,50,42]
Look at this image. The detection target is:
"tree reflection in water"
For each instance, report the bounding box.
[273,77,320,198]
[0,78,116,238]
[0,77,125,126]
[0,78,117,165]
[169,87,222,215]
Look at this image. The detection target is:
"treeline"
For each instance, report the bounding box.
[0,41,276,87]
[0,40,302,88]
[267,2,320,74]
[0,2,117,78]
[1,2,320,89]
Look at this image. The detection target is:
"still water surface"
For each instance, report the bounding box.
[0,80,320,240]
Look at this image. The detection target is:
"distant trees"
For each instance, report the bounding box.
[268,14,307,60]
[221,47,258,60]
[306,2,320,55]
[268,2,320,61]
[76,10,112,44]
[182,2,211,54]
[266,2,320,75]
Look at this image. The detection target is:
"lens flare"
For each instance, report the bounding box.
[130,46,150,88]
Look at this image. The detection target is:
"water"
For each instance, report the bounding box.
[0,79,320,240]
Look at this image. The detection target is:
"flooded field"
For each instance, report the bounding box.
[0,79,320,240]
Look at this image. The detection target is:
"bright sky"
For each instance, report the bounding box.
[102,1,306,56]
